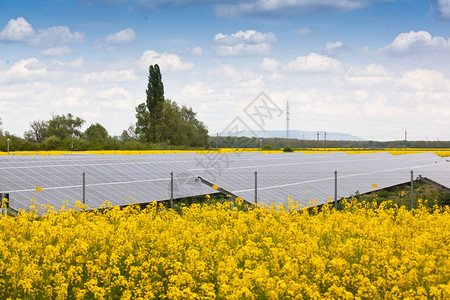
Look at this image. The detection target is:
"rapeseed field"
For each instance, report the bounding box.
[2,148,450,156]
[0,199,449,299]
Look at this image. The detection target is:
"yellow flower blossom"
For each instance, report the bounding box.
[0,198,449,298]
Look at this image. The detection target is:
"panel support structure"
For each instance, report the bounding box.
[418,175,450,194]
[334,170,338,211]
[254,171,258,204]
[410,170,414,210]
[82,172,86,205]
[170,172,174,209]
[196,176,246,204]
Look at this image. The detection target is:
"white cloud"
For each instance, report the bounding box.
[214,0,371,17]
[215,30,276,45]
[344,63,393,87]
[62,58,85,68]
[353,89,368,101]
[191,46,203,55]
[347,63,391,77]
[40,46,72,57]
[0,58,51,83]
[380,31,450,55]
[206,64,263,94]
[59,87,89,108]
[215,43,272,56]
[295,27,312,35]
[0,17,35,42]
[207,64,240,78]
[81,70,138,83]
[430,0,450,19]
[181,82,214,98]
[139,50,194,72]
[95,28,136,49]
[0,17,83,52]
[214,29,276,56]
[324,41,344,56]
[282,53,342,73]
[30,26,84,47]
[107,28,136,44]
[96,87,134,110]
[261,57,281,71]
[397,68,446,91]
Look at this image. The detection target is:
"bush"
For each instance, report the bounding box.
[16,142,40,151]
[262,144,273,150]
[120,141,147,150]
[283,146,294,152]
[42,136,61,150]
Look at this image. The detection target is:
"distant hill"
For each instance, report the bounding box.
[227,130,365,141]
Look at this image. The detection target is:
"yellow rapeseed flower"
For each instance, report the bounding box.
[0,198,449,299]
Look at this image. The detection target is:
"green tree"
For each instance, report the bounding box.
[135,65,209,148]
[24,120,48,143]
[46,113,85,140]
[84,123,109,144]
[158,100,208,147]
[120,125,138,142]
[146,64,165,143]
[135,103,152,143]
[42,136,61,150]
[178,104,208,147]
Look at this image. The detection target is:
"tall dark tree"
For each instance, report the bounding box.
[135,64,209,148]
[146,64,165,142]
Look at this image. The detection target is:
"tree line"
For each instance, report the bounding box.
[0,64,210,152]
[210,136,450,149]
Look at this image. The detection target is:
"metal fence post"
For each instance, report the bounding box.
[82,172,86,205]
[334,170,338,211]
[170,172,174,209]
[254,171,258,204]
[410,170,414,211]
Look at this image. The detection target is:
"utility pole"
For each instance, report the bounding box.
[405,130,407,153]
[317,131,319,151]
[286,101,290,141]
[216,132,218,149]
[324,131,327,151]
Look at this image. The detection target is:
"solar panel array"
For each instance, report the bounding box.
[411,160,450,190]
[0,154,211,212]
[193,152,446,207]
[0,152,448,213]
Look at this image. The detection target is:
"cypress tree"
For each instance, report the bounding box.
[146,64,165,142]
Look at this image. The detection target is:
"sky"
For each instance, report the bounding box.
[1,0,450,141]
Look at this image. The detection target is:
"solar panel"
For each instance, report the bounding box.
[0,153,210,213]
[195,152,447,207]
[1,152,448,213]
[412,161,450,190]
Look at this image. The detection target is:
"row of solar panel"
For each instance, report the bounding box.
[0,152,448,213]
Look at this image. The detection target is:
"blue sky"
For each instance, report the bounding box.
[1,0,450,141]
